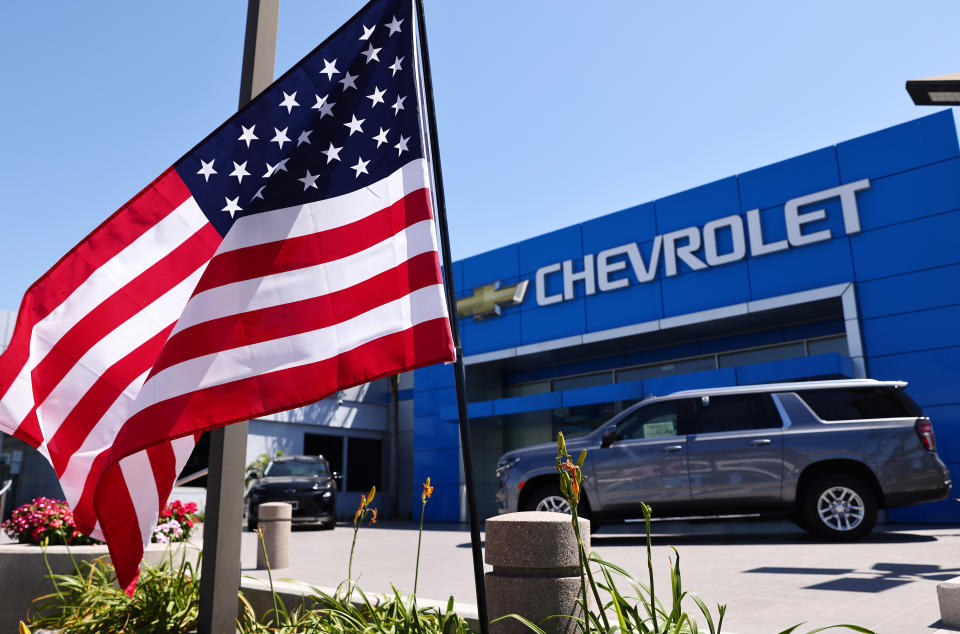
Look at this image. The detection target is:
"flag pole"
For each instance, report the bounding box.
[197,2,278,633]
[413,1,490,632]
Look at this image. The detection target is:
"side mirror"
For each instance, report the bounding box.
[601,428,619,448]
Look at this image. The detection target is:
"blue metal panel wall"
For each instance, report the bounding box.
[413,111,960,523]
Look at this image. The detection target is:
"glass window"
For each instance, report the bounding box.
[807,335,848,356]
[616,356,716,383]
[717,342,805,368]
[503,381,550,398]
[552,402,619,440]
[691,394,781,433]
[264,459,329,477]
[552,372,612,392]
[616,400,688,440]
[798,388,922,421]
[346,438,382,492]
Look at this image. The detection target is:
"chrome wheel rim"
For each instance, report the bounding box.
[817,486,865,531]
[535,495,571,514]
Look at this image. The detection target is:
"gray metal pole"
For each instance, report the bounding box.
[197,2,277,633]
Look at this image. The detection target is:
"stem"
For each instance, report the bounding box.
[414,499,426,595]
[645,510,657,633]
[347,523,360,602]
[256,528,281,623]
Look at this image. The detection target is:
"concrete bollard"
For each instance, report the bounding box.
[485,511,591,634]
[256,502,292,570]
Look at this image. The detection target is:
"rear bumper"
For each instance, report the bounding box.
[885,479,952,508]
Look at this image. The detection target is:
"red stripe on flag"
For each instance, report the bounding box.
[193,188,432,295]
[95,463,145,597]
[151,251,442,375]
[29,225,220,407]
[104,318,454,477]
[0,169,192,416]
[46,324,176,476]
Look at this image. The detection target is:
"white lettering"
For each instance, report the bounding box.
[703,215,746,266]
[597,246,630,292]
[746,208,788,256]
[663,227,707,277]
[785,202,831,247]
[784,179,871,246]
[562,255,596,300]
[628,236,662,283]
[535,263,563,306]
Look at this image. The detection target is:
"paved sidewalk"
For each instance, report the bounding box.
[239,519,960,634]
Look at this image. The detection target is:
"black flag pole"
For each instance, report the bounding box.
[413,1,490,633]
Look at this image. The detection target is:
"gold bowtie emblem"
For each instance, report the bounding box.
[456,280,529,321]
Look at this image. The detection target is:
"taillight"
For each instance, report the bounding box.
[915,417,936,451]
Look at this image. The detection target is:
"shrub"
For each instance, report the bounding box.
[3,497,201,546]
[1,497,99,546]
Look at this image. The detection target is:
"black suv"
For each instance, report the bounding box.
[246,455,337,530]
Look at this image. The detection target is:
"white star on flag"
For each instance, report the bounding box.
[297,130,313,146]
[385,15,403,36]
[351,157,370,178]
[389,56,404,76]
[238,125,258,147]
[320,58,339,79]
[230,161,250,183]
[392,95,406,115]
[222,196,242,217]
[339,71,359,91]
[367,87,387,107]
[312,94,335,119]
[395,135,410,156]
[373,128,390,147]
[298,169,320,190]
[279,91,299,114]
[271,127,291,148]
[322,142,343,163]
[344,115,365,136]
[197,159,217,182]
[360,24,375,40]
[362,43,381,64]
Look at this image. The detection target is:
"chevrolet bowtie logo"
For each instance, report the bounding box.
[457,280,529,321]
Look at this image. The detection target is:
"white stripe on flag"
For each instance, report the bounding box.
[0,197,208,431]
[119,449,161,545]
[172,219,439,335]
[60,370,150,510]
[36,264,208,439]
[217,158,429,254]
[135,283,448,413]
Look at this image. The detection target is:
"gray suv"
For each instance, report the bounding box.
[495,379,951,539]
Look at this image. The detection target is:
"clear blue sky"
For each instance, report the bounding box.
[0,1,957,312]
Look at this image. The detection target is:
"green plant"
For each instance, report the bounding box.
[497,433,877,634]
[237,481,473,633]
[28,544,200,633]
[347,485,378,600]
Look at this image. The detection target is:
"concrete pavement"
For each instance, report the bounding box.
[238,518,960,634]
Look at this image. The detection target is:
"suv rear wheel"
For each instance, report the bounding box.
[801,474,877,540]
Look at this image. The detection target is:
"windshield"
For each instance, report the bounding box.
[264,459,329,477]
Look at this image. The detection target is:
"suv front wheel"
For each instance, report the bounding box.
[801,474,877,540]
[524,484,571,514]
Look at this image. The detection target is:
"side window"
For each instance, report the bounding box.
[692,394,781,434]
[616,400,689,440]
[798,387,922,421]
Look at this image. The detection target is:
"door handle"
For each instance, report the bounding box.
[661,444,684,453]
[748,438,772,447]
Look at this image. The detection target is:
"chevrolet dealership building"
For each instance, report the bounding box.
[413,111,960,523]
[2,112,959,525]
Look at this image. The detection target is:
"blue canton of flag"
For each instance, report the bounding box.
[176,0,423,236]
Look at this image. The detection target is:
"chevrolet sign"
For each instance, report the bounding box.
[457,281,529,320]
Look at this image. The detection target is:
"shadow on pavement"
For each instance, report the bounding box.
[589,529,936,546]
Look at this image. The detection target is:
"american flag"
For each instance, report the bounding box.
[0,0,454,591]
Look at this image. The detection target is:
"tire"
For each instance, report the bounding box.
[800,474,877,540]
[524,484,572,514]
[320,519,336,530]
